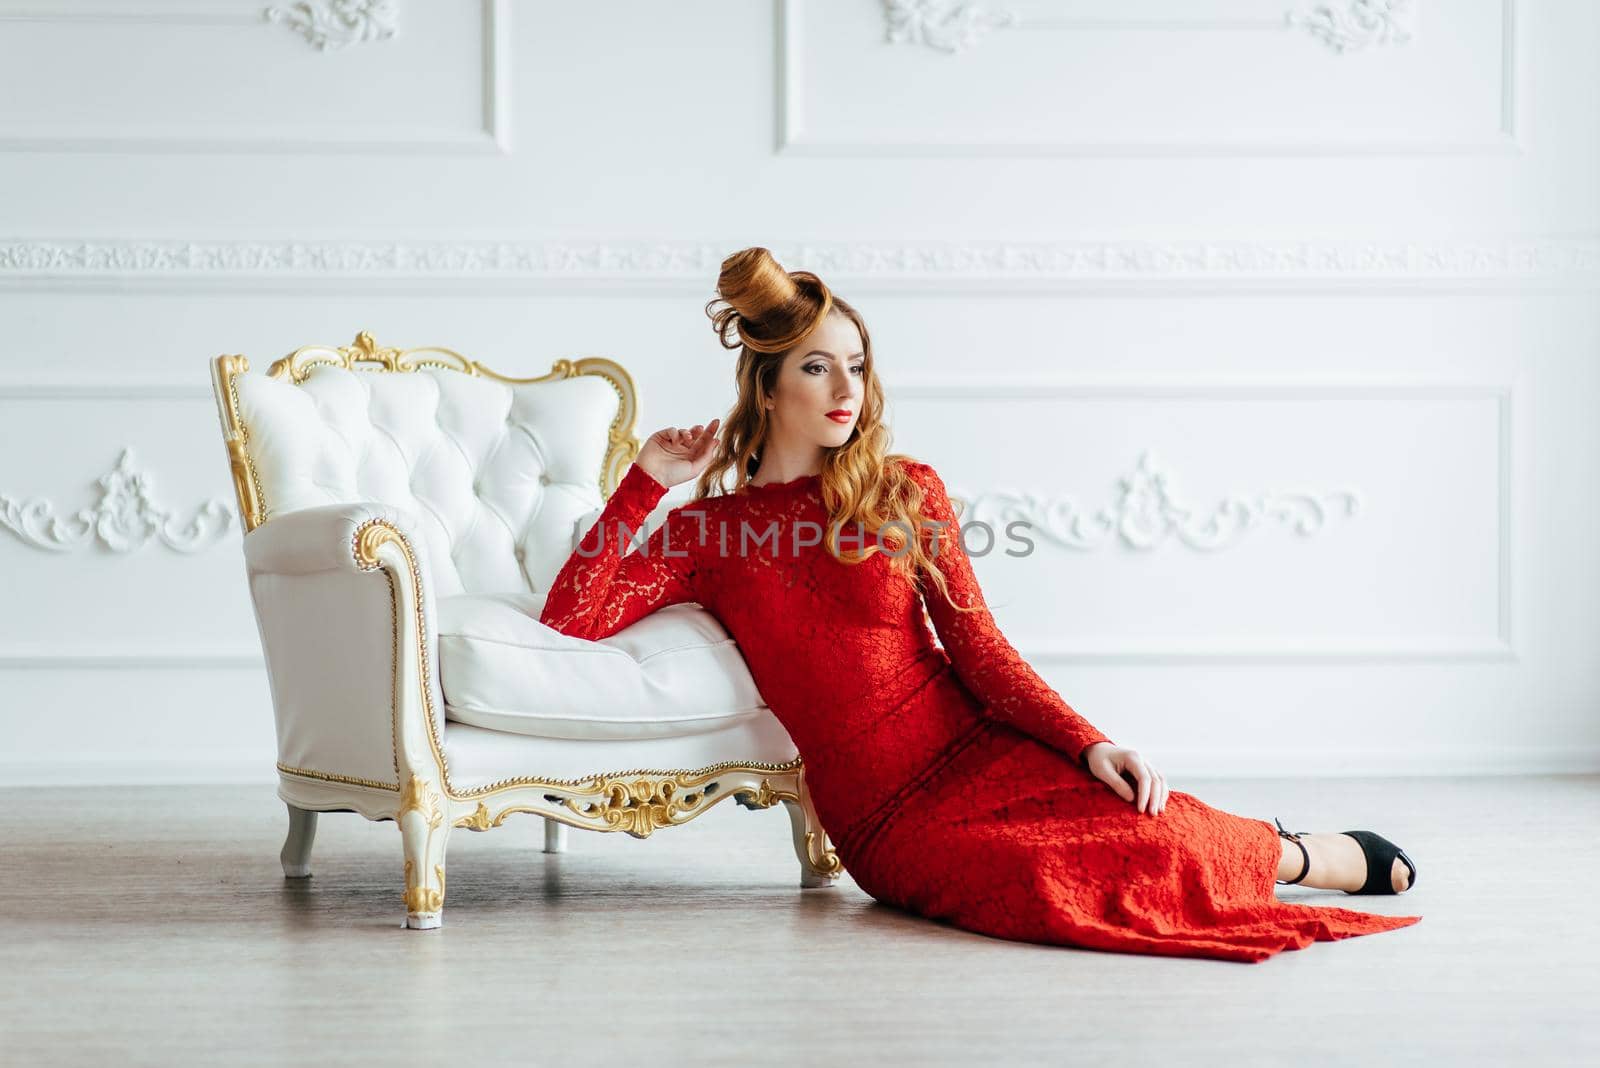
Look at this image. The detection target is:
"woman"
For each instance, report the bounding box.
[538,247,1421,964]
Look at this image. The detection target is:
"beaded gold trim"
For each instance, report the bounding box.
[457,754,807,795]
[275,762,399,792]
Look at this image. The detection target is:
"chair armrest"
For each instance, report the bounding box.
[244,500,424,576]
[241,500,449,791]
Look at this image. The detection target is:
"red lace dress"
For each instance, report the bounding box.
[539,460,1422,964]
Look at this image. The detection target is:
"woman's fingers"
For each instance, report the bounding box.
[659,420,721,453]
[646,421,721,470]
[692,419,721,461]
[1134,759,1152,813]
[1090,746,1166,816]
[1137,759,1165,816]
[1102,759,1135,803]
[1117,752,1146,812]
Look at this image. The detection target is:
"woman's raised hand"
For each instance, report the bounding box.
[634,417,721,489]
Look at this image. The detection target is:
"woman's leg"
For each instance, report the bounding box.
[1277,832,1413,892]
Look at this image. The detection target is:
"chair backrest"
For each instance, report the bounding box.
[210,331,639,598]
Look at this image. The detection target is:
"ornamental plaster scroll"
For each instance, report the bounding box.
[949,450,1361,551]
[883,0,1416,56]
[263,0,398,51]
[1286,0,1415,53]
[884,0,1017,55]
[0,448,235,553]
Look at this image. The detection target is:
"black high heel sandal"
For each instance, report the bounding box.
[1273,817,1417,895]
[1274,818,1311,886]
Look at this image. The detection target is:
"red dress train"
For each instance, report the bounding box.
[538,459,1422,964]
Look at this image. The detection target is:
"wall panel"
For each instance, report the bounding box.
[0,0,1594,782]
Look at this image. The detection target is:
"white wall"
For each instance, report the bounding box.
[1,0,1595,784]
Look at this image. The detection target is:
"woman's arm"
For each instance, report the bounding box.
[538,463,703,641]
[907,461,1114,769]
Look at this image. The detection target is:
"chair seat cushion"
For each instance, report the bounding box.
[437,592,768,741]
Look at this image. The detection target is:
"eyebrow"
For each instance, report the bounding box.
[803,351,866,360]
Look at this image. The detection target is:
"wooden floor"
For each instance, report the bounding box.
[6,774,1597,1066]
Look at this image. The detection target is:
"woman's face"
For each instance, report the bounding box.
[766,312,865,449]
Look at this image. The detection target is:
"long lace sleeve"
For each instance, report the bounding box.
[538,463,702,641]
[908,461,1114,768]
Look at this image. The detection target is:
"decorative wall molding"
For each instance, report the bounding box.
[1287,0,1415,53]
[0,238,1593,292]
[884,0,1015,55]
[0,649,263,670]
[10,742,1598,784]
[948,450,1361,552]
[263,0,398,51]
[881,0,1417,56]
[894,377,1520,664]
[0,381,1521,667]
[0,0,401,48]
[0,6,259,28]
[0,383,213,401]
[0,447,235,553]
[0,0,507,154]
[789,0,1516,155]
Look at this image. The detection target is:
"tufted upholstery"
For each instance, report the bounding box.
[232,365,619,598]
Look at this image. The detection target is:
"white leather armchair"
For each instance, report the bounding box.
[210,331,840,930]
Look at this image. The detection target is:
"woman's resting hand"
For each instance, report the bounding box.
[1083,742,1168,816]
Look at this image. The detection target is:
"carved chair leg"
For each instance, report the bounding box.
[543,816,568,854]
[781,796,842,890]
[397,774,450,930]
[281,804,318,878]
